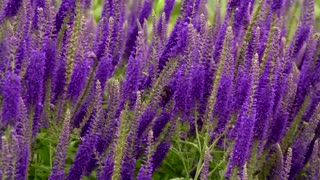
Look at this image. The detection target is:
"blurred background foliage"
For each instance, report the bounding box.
[90,0,320,30]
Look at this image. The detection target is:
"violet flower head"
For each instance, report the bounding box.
[137,131,154,180]
[308,139,319,179]
[151,140,171,172]
[200,149,211,180]
[122,54,141,108]
[2,72,21,127]
[49,110,71,180]
[0,0,23,22]
[66,134,98,180]
[98,150,114,180]
[24,50,45,107]
[68,58,90,101]
[14,98,30,180]
[54,0,76,34]
[162,0,175,23]
[95,54,114,90]
[271,0,283,15]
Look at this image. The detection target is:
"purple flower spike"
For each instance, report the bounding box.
[122,55,141,108]
[24,50,45,108]
[49,110,71,180]
[54,0,76,34]
[0,0,23,22]
[66,134,98,180]
[2,72,21,127]
[68,59,90,102]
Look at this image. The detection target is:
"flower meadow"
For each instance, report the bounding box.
[0,0,320,179]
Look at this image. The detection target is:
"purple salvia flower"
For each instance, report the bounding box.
[1,137,12,178]
[151,140,171,172]
[2,72,21,127]
[271,0,283,16]
[52,24,73,101]
[120,91,143,180]
[43,38,57,81]
[199,26,215,117]
[125,0,154,57]
[226,53,259,179]
[66,133,98,180]
[289,104,320,179]
[173,65,187,114]
[232,0,251,38]
[14,0,32,75]
[137,107,157,139]
[151,120,176,171]
[14,98,30,180]
[24,50,45,108]
[67,58,90,102]
[95,54,114,91]
[101,0,114,20]
[95,17,114,60]
[122,54,141,108]
[281,147,292,180]
[157,18,183,71]
[302,0,314,26]
[152,109,171,140]
[200,149,211,180]
[54,0,76,34]
[24,50,45,137]
[273,144,284,179]
[49,109,71,180]
[83,81,105,175]
[212,27,234,137]
[0,0,23,23]
[308,139,319,179]
[97,150,114,180]
[288,34,317,124]
[162,0,175,24]
[157,0,194,71]
[213,15,229,65]
[253,57,274,149]
[137,131,154,180]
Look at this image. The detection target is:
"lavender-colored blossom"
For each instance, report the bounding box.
[0,0,22,22]
[97,150,114,180]
[173,65,187,114]
[137,107,157,138]
[308,139,319,179]
[54,0,76,34]
[122,55,141,108]
[24,50,45,107]
[49,110,71,180]
[95,54,114,90]
[200,149,211,180]
[14,98,30,180]
[289,104,320,179]
[68,58,90,101]
[253,58,274,146]
[2,72,21,127]
[152,110,171,140]
[66,134,98,180]
[125,0,154,57]
[151,140,171,171]
[226,54,259,178]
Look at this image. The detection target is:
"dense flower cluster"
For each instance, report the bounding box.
[0,0,319,179]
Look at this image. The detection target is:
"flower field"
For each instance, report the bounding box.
[0,0,319,179]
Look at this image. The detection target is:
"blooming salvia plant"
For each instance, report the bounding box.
[0,0,319,179]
